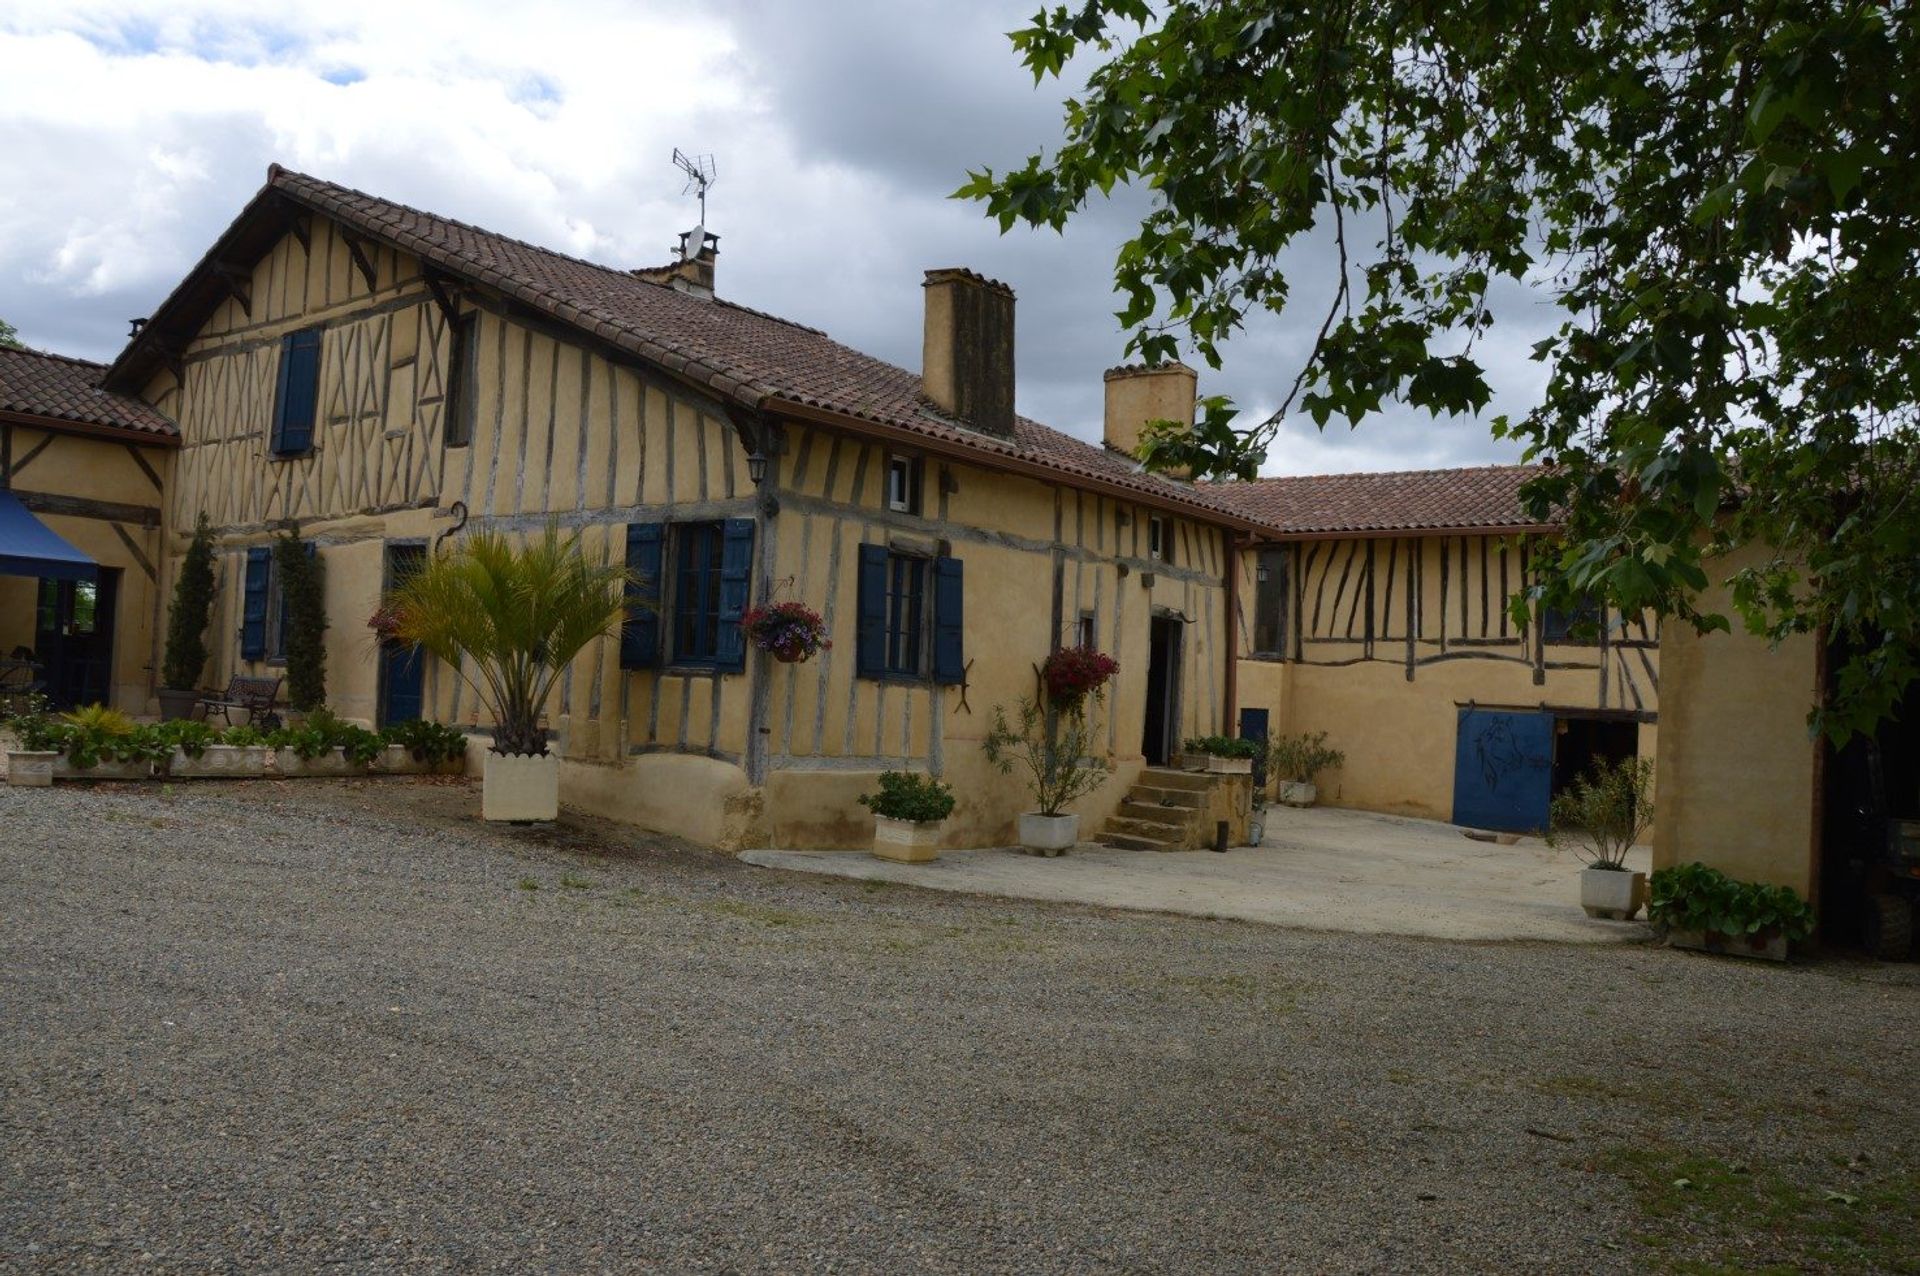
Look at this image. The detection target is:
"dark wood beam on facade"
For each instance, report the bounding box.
[11,488,162,528]
[124,444,165,492]
[211,263,253,318]
[340,231,379,292]
[422,267,462,327]
[288,210,311,255]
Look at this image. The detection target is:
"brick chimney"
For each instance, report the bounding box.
[632,229,719,299]
[1103,363,1197,474]
[922,268,1015,437]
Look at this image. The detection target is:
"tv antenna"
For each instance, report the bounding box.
[671,148,716,223]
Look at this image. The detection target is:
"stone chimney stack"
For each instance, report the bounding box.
[1103,363,1198,473]
[922,268,1015,437]
[631,229,719,299]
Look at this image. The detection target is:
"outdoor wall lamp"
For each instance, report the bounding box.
[1256,563,1270,584]
[746,451,769,486]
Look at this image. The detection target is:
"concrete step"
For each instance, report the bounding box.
[1094,831,1182,852]
[1127,785,1205,809]
[1118,800,1198,827]
[1139,766,1214,792]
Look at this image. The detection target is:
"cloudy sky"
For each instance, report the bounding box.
[0,0,1537,475]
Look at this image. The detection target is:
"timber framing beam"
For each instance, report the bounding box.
[11,488,162,528]
[339,230,379,292]
[421,267,462,327]
[211,262,253,318]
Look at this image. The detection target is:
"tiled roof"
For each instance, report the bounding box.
[1203,464,1552,536]
[0,346,178,440]
[109,166,1260,528]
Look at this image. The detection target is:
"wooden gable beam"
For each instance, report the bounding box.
[422,266,462,327]
[211,262,253,318]
[339,230,379,292]
[288,212,311,255]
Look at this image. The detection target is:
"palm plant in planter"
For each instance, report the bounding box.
[858,770,956,863]
[1547,756,1655,921]
[1267,731,1345,805]
[159,513,217,721]
[383,525,630,821]
[984,694,1113,854]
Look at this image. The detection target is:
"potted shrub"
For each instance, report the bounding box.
[858,770,956,862]
[48,705,165,780]
[740,601,831,664]
[158,513,218,721]
[1547,756,1654,920]
[267,708,383,777]
[1184,734,1260,776]
[383,524,631,822]
[1267,731,1345,805]
[1648,863,1816,961]
[376,719,470,775]
[984,694,1112,854]
[4,694,60,788]
[276,531,329,715]
[159,719,268,779]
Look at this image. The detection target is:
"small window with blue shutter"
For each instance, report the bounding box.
[664,520,755,668]
[856,544,962,682]
[241,548,271,660]
[270,327,322,456]
[621,523,664,669]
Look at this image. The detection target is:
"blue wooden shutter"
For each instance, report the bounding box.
[271,328,321,455]
[621,523,664,669]
[931,555,964,684]
[855,543,888,678]
[241,547,271,659]
[715,518,755,672]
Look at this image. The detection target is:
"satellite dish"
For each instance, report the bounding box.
[681,223,706,262]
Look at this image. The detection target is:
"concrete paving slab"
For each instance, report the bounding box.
[742,804,1653,944]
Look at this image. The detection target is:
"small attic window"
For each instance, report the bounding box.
[1148,515,1171,562]
[887,454,923,515]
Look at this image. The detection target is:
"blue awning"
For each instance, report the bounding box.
[0,490,97,583]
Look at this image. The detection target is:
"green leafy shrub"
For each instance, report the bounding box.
[275,532,328,712]
[3,693,62,752]
[1547,756,1654,870]
[1266,731,1345,783]
[1648,863,1816,944]
[1183,734,1261,760]
[155,718,221,759]
[379,718,469,765]
[267,707,383,765]
[858,770,957,824]
[220,724,265,747]
[162,513,217,690]
[986,697,1113,816]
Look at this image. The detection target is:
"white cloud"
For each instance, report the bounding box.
[0,0,1531,474]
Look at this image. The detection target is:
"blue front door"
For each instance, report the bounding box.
[379,545,426,727]
[1451,708,1554,832]
[1239,707,1271,790]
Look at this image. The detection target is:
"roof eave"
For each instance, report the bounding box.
[0,407,180,447]
[1249,521,1560,543]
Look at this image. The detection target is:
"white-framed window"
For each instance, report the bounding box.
[887,454,924,515]
[1148,515,1171,562]
[1077,611,1096,649]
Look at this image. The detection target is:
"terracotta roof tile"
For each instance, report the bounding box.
[1203,464,1552,536]
[0,346,177,440]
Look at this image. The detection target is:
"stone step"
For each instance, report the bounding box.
[1104,815,1188,841]
[1127,785,1205,809]
[1118,800,1198,827]
[1139,766,1215,792]
[1094,831,1181,852]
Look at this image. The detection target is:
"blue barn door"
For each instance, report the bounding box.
[1451,708,1554,833]
[379,545,427,727]
[1239,707,1271,791]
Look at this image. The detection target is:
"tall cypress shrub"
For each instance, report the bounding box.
[161,513,217,690]
[275,532,328,711]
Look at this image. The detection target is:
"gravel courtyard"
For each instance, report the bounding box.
[4,779,1918,1274]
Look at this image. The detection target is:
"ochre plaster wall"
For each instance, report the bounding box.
[1651,542,1818,894]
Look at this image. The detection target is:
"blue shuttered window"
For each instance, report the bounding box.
[714,518,754,673]
[856,544,963,682]
[622,523,664,669]
[241,547,271,660]
[270,327,322,456]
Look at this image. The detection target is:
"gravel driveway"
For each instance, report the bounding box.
[4,779,1918,1273]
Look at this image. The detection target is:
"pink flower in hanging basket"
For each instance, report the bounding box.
[367,604,403,640]
[1042,645,1118,707]
[741,601,832,663]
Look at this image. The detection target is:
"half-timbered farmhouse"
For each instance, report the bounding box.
[5,165,1664,849]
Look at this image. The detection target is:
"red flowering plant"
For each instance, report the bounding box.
[366,604,403,641]
[1041,645,1118,710]
[741,601,832,663]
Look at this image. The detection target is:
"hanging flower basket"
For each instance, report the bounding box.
[741,602,832,664]
[366,604,403,641]
[1041,646,1118,709]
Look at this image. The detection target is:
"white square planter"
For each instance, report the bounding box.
[273,747,365,778]
[1205,755,1253,775]
[1580,867,1646,921]
[872,815,943,863]
[169,744,268,779]
[483,750,558,822]
[51,756,153,781]
[1018,812,1079,855]
[1276,780,1318,808]
[6,751,57,787]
